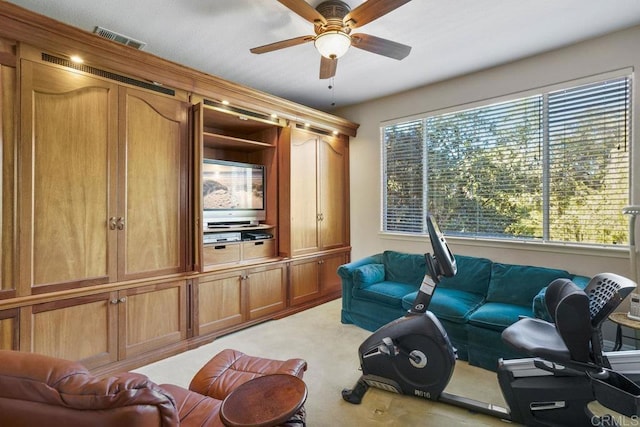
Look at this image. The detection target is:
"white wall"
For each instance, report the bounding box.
[336,25,640,281]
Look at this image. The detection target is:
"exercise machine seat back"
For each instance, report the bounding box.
[501,278,590,364]
[502,273,635,366]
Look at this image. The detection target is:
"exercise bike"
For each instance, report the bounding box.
[342,214,640,426]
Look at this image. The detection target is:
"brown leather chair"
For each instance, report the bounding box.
[0,349,307,427]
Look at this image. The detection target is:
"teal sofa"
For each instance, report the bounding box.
[338,251,590,371]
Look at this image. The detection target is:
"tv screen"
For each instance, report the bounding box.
[202,159,266,226]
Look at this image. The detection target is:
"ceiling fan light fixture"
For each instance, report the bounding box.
[314,30,351,59]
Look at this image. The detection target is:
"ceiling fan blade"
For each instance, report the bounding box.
[351,33,411,60]
[319,56,337,79]
[250,35,314,54]
[278,0,327,25]
[344,0,411,29]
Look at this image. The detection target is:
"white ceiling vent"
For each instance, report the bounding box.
[93,26,146,50]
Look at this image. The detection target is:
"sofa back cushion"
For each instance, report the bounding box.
[439,255,492,295]
[382,251,426,286]
[487,263,571,306]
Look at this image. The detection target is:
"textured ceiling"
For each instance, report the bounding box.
[7,0,640,112]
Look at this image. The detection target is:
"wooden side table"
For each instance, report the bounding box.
[608,312,640,351]
[220,374,308,427]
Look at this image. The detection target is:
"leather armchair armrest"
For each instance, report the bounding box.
[0,350,178,426]
[189,349,307,400]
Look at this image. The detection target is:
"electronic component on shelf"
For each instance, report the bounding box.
[242,231,273,241]
[203,232,241,244]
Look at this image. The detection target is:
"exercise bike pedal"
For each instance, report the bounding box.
[342,378,369,404]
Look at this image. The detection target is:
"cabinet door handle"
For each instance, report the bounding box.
[110,298,119,304]
[109,217,117,230]
[119,297,127,303]
[116,217,125,230]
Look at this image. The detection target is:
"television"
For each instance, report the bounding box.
[202,159,266,227]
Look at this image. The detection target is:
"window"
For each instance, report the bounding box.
[382,76,631,245]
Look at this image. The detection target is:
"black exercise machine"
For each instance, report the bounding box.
[342,214,640,426]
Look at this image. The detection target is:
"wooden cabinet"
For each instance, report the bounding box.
[118,281,188,359]
[320,251,348,296]
[195,270,244,335]
[0,308,18,350]
[195,263,286,336]
[18,60,189,292]
[289,251,348,307]
[280,128,350,257]
[246,263,286,320]
[27,293,118,369]
[202,234,276,267]
[0,3,358,375]
[25,280,187,369]
[193,100,282,271]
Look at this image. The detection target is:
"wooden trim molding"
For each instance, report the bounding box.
[0,2,359,136]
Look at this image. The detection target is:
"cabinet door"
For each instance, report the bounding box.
[319,136,348,249]
[28,293,118,369]
[118,87,189,280]
[247,264,286,320]
[0,308,18,350]
[320,252,347,296]
[20,60,118,290]
[118,280,187,359]
[290,132,320,255]
[289,257,321,306]
[196,271,243,335]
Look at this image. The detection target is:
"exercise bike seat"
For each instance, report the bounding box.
[502,278,590,364]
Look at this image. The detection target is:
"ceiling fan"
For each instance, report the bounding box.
[250,0,412,79]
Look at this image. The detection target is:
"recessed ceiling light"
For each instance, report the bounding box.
[70,55,84,64]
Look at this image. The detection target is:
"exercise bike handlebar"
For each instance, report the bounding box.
[408,215,457,315]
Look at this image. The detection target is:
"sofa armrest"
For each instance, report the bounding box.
[533,275,590,321]
[337,254,383,281]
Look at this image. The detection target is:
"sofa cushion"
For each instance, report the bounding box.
[352,264,385,289]
[402,288,485,324]
[439,255,493,295]
[382,251,426,286]
[486,263,571,306]
[353,281,418,308]
[468,302,534,332]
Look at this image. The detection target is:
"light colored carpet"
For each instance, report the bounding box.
[134,299,515,426]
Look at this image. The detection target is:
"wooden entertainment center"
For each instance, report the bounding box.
[0,3,358,375]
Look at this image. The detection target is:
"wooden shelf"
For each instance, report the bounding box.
[203,132,274,151]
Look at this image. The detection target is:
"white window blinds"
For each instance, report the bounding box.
[381,75,631,245]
